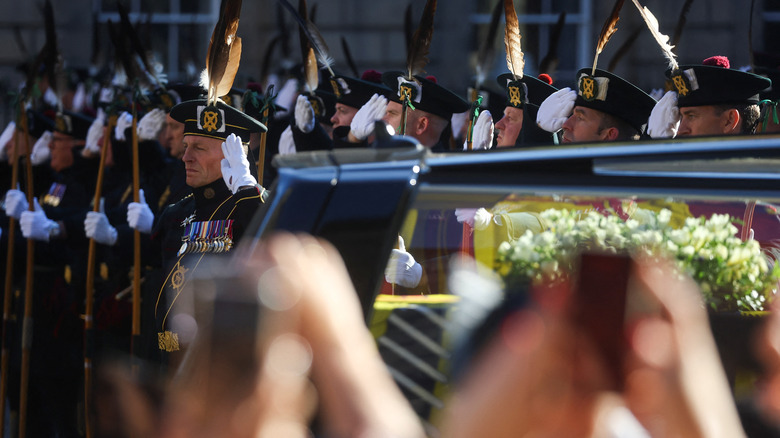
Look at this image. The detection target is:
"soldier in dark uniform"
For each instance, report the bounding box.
[327,70,393,148]
[655,56,771,138]
[537,68,656,143]
[381,72,470,151]
[12,109,98,437]
[241,82,287,188]
[135,98,267,368]
[494,73,558,148]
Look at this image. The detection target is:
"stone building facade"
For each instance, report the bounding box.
[0,0,776,125]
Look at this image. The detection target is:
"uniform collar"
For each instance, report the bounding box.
[192,178,231,209]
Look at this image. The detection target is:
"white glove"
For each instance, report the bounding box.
[72,82,86,112]
[84,108,106,155]
[464,110,494,150]
[127,188,154,234]
[294,95,315,133]
[114,111,133,141]
[455,207,493,231]
[137,108,166,141]
[385,236,423,288]
[0,121,16,161]
[451,110,469,140]
[99,87,115,104]
[278,125,296,155]
[274,78,299,120]
[84,199,118,246]
[43,87,59,107]
[4,188,28,220]
[20,198,58,242]
[220,133,257,193]
[30,131,52,165]
[646,90,680,139]
[350,93,389,140]
[536,87,577,133]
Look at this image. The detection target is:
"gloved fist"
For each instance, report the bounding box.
[43,87,59,107]
[647,90,680,139]
[99,87,115,105]
[350,93,388,140]
[274,78,299,120]
[127,188,154,234]
[278,126,296,155]
[85,212,118,246]
[4,188,28,219]
[30,131,52,165]
[0,121,16,161]
[536,87,577,133]
[464,110,494,150]
[114,111,133,141]
[294,95,315,133]
[72,82,86,112]
[220,133,257,193]
[84,108,106,156]
[455,207,493,230]
[20,198,58,242]
[137,108,166,141]
[384,236,423,288]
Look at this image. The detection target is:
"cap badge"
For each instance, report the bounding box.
[55,113,72,134]
[330,78,349,98]
[309,95,325,117]
[580,76,597,101]
[197,105,225,133]
[55,115,67,133]
[671,72,691,96]
[507,80,528,107]
[397,78,422,104]
[160,93,174,110]
[577,74,610,102]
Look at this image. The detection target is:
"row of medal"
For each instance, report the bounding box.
[177,219,234,256]
[177,237,233,256]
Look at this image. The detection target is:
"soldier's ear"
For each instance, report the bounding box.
[415,115,429,134]
[603,126,620,141]
[722,108,740,134]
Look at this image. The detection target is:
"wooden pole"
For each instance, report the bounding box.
[83,116,113,438]
[18,106,35,438]
[1,118,22,436]
[465,88,479,151]
[256,106,270,185]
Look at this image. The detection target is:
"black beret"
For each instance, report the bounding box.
[496,73,558,109]
[668,58,771,107]
[53,110,95,140]
[381,71,470,119]
[310,89,337,124]
[169,99,267,143]
[574,68,656,132]
[329,70,392,109]
[24,110,55,139]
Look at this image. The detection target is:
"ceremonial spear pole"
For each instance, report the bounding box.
[18,102,35,438]
[0,104,22,436]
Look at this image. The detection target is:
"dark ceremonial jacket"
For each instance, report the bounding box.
[150,178,265,353]
[332,126,369,149]
[290,114,334,153]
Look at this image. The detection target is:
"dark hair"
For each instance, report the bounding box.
[714,103,761,134]
[597,112,640,141]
